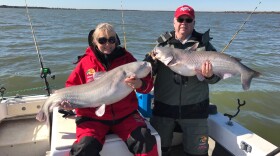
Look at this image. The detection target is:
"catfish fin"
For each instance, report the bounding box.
[222,73,233,79]
[187,42,199,51]
[196,74,205,81]
[160,56,174,66]
[95,104,106,117]
[167,58,179,66]
[195,69,205,81]
[126,72,136,78]
[94,72,106,80]
[229,55,242,62]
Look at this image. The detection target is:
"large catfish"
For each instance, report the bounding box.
[152,46,260,90]
[36,61,152,126]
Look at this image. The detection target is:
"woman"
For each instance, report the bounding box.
[65,23,158,156]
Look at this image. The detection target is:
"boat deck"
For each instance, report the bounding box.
[0,117,50,156]
[169,138,233,156]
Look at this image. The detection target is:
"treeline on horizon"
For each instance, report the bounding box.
[1,5,279,14]
[0,5,74,10]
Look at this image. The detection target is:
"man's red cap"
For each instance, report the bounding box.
[174,5,195,19]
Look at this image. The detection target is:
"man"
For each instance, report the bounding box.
[144,5,220,156]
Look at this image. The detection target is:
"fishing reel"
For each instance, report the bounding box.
[40,67,55,80]
[40,67,55,96]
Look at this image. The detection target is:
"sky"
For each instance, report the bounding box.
[0,0,279,12]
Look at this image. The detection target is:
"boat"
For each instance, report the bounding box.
[0,92,279,156]
[1,3,279,155]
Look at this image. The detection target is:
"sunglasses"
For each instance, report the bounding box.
[177,18,193,23]
[97,36,116,44]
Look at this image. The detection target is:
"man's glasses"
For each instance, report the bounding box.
[97,37,116,44]
[177,18,193,23]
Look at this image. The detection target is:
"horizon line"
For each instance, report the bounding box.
[1,5,280,13]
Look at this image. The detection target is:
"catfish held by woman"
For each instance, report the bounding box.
[36,61,152,126]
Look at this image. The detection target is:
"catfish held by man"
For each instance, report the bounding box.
[152,44,261,90]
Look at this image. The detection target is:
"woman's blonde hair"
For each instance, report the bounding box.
[93,23,116,41]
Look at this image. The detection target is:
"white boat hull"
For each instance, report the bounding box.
[0,94,279,156]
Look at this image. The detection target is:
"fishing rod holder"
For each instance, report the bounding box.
[224,98,246,126]
[0,87,6,100]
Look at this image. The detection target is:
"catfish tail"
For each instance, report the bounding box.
[36,94,61,127]
[241,69,261,90]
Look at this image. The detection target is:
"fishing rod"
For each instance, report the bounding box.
[24,0,54,96]
[120,0,127,49]
[221,1,261,53]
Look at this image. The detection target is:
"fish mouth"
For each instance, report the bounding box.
[152,47,174,65]
[140,61,152,70]
[151,50,158,59]
[145,61,153,76]
[143,61,152,71]
[145,61,152,68]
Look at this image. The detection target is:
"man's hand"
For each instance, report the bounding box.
[201,60,214,78]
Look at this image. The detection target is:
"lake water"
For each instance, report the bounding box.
[0,8,279,146]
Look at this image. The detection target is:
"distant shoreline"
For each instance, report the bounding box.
[0,5,74,10]
[1,5,280,14]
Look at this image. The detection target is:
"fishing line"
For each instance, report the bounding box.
[24,0,53,96]
[120,0,127,49]
[221,1,261,53]
[24,0,43,66]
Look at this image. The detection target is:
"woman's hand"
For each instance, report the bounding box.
[125,75,142,89]
[60,100,73,110]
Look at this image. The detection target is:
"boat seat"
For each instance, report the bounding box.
[50,107,161,156]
